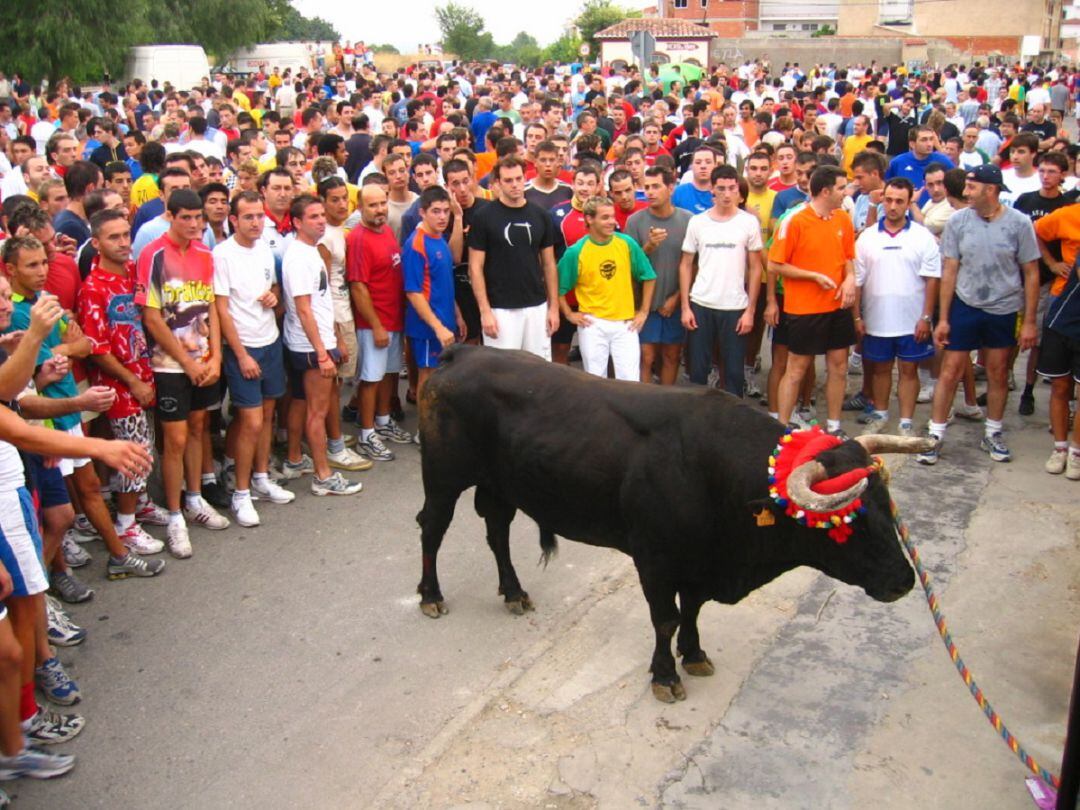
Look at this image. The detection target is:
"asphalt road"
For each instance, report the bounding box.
[13,369,1080,809]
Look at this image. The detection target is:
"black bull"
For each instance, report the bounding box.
[415,346,929,702]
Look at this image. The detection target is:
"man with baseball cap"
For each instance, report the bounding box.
[917,164,1041,465]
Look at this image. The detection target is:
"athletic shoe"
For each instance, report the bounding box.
[375,418,413,444]
[25,707,84,745]
[826,427,850,441]
[898,423,915,438]
[166,522,192,559]
[706,367,721,389]
[1018,393,1035,416]
[182,498,230,530]
[842,392,871,411]
[980,432,1012,462]
[35,658,80,706]
[201,480,231,510]
[107,553,165,580]
[250,477,295,504]
[230,496,260,528]
[117,523,164,555]
[794,406,816,428]
[413,432,421,446]
[744,370,762,399]
[856,406,880,425]
[848,353,863,375]
[49,572,93,604]
[1007,370,1016,391]
[311,472,363,497]
[916,383,935,404]
[358,433,395,462]
[0,746,75,780]
[953,403,985,421]
[915,435,941,466]
[327,447,374,471]
[69,515,98,541]
[1067,449,1080,481]
[341,404,358,423]
[859,413,887,434]
[342,433,358,449]
[134,498,170,526]
[1046,448,1068,475]
[46,598,85,647]
[281,454,314,479]
[60,534,91,569]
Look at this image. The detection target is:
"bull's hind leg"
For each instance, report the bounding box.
[677,589,715,677]
[635,557,685,703]
[474,487,532,615]
[416,493,460,618]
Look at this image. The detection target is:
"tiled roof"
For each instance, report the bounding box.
[595,18,715,39]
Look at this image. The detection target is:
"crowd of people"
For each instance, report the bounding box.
[0,50,1076,798]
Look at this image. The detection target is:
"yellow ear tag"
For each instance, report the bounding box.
[755,508,776,527]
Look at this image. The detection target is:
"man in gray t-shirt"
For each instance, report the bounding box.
[919,165,1041,467]
[624,166,692,385]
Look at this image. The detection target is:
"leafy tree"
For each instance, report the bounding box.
[543,32,583,65]
[1,0,148,83]
[501,32,543,67]
[265,0,340,42]
[575,0,639,55]
[370,44,401,55]
[434,2,495,60]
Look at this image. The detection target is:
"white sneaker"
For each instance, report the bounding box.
[898,423,915,438]
[916,383,935,404]
[311,472,363,496]
[182,497,230,531]
[166,522,192,559]
[230,495,260,528]
[327,446,374,471]
[1046,448,1068,475]
[250,477,296,504]
[954,403,984,421]
[117,522,164,555]
[848,353,863,375]
[281,454,314,479]
[1067,449,1080,481]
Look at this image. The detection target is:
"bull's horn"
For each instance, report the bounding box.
[785,460,869,513]
[854,434,936,455]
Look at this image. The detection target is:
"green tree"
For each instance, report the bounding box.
[370,43,401,55]
[543,32,583,65]
[1,0,148,83]
[575,0,638,55]
[434,2,495,60]
[503,32,542,67]
[265,0,340,42]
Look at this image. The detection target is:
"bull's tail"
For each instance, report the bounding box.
[538,526,558,568]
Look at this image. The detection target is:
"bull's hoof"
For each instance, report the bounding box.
[682,655,715,677]
[505,593,535,615]
[420,601,448,618]
[651,680,687,703]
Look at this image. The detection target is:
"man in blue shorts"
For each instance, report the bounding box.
[919,165,1041,464]
[853,178,941,436]
[403,186,465,404]
[214,191,295,526]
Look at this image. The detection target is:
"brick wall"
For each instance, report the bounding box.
[665,0,759,35]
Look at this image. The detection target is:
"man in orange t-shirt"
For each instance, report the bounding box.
[1034,203,1080,297]
[768,164,857,433]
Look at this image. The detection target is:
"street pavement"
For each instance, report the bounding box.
[13,369,1080,809]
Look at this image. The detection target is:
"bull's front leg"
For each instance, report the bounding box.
[635,556,685,703]
[677,589,715,677]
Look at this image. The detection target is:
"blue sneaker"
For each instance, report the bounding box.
[0,746,75,780]
[980,432,1012,462]
[842,392,872,411]
[35,658,80,706]
[916,434,941,466]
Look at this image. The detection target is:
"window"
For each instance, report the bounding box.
[701,0,708,6]
[673,0,687,7]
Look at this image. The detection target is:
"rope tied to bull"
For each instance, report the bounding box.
[890,499,1061,791]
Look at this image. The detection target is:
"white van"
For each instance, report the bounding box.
[126,45,210,90]
[229,42,315,76]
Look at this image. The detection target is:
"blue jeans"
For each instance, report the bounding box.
[688,303,746,396]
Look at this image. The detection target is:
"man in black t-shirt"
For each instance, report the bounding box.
[444,158,488,343]
[1010,150,1077,415]
[468,156,558,360]
[1020,104,1058,151]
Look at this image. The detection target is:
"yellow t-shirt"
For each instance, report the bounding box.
[309,181,360,214]
[745,187,776,281]
[842,134,874,178]
[130,174,159,210]
[557,233,656,321]
[232,90,252,112]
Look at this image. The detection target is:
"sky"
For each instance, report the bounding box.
[292,0,649,53]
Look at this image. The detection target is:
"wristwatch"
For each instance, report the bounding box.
[920,315,932,323]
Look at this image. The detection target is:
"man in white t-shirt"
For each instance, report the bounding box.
[316,177,357,382]
[679,164,763,396]
[213,191,295,527]
[282,195,364,496]
[853,178,941,437]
